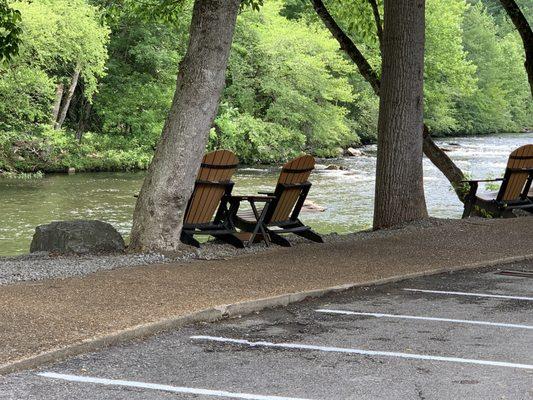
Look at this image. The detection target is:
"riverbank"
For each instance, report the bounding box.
[1,128,530,175]
[1,132,533,257]
[1,216,532,374]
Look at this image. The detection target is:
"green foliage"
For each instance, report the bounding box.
[91,15,188,140]
[322,0,532,137]
[455,2,533,133]
[0,127,152,172]
[0,0,22,63]
[1,0,532,173]
[0,0,110,137]
[0,66,55,130]
[0,171,43,179]
[218,1,358,161]
[328,0,382,47]
[12,0,110,100]
[211,105,305,164]
[424,0,477,133]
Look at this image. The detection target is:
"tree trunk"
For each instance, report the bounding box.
[373,0,428,229]
[76,100,92,143]
[310,0,467,202]
[52,83,64,123]
[422,125,466,198]
[129,0,241,253]
[498,0,533,96]
[55,67,80,130]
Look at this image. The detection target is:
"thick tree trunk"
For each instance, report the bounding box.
[373,0,428,229]
[52,83,64,123]
[310,0,467,201]
[129,0,241,252]
[499,0,533,96]
[55,67,80,130]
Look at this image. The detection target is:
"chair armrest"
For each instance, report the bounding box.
[460,178,503,184]
[508,168,533,173]
[257,191,275,196]
[230,195,275,202]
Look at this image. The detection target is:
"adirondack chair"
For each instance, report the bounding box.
[180,150,244,248]
[231,154,324,247]
[462,144,533,218]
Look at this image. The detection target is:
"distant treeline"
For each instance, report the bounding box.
[0,0,532,172]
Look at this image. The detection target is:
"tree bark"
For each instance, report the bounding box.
[55,67,80,130]
[310,0,467,201]
[129,0,241,252]
[498,0,533,96]
[373,0,428,229]
[52,83,64,123]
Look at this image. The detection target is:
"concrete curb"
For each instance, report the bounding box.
[1,253,532,376]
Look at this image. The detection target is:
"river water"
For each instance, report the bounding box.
[1,132,532,256]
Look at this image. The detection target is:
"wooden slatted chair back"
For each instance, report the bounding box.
[184,150,239,225]
[269,155,315,223]
[500,144,533,201]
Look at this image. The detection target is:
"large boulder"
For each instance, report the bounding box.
[30,220,125,254]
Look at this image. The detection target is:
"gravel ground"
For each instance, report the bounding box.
[0,217,507,285]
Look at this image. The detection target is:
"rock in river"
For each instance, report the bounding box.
[326,165,348,170]
[345,147,363,157]
[30,220,125,254]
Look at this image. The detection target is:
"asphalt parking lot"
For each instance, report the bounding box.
[1,260,533,400]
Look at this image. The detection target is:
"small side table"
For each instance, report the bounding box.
[229,195,275,247]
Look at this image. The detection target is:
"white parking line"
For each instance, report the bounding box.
[191,335,533,370]
[403,288,533,301]
[38,372,313,400]
[315,309,533,330]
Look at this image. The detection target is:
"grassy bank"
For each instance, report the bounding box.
[1,127,531,175]
[0,128,153,174]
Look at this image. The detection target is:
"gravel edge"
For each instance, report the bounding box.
[0,217,464,285]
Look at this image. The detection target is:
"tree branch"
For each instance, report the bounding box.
[367,0,383,53]
[310,0,380,95]
[498,0,533,96]
[309,0,467,201]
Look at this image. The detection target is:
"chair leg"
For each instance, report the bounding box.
[294,228,324,243]
[462,199,475,219]
[268,231,291,247]
[180,231,200,248]
[213,234,245,249]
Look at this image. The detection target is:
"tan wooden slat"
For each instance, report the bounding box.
[185,150,238,224]
[189,151,217,223]
[200,150,230,223]
[203,150,237,223]
[506,145,525,200]
[271,155,315,223]
[502,145,533,201]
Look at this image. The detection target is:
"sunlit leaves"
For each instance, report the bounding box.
[12,0,110,99]
[0,0,22,63]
